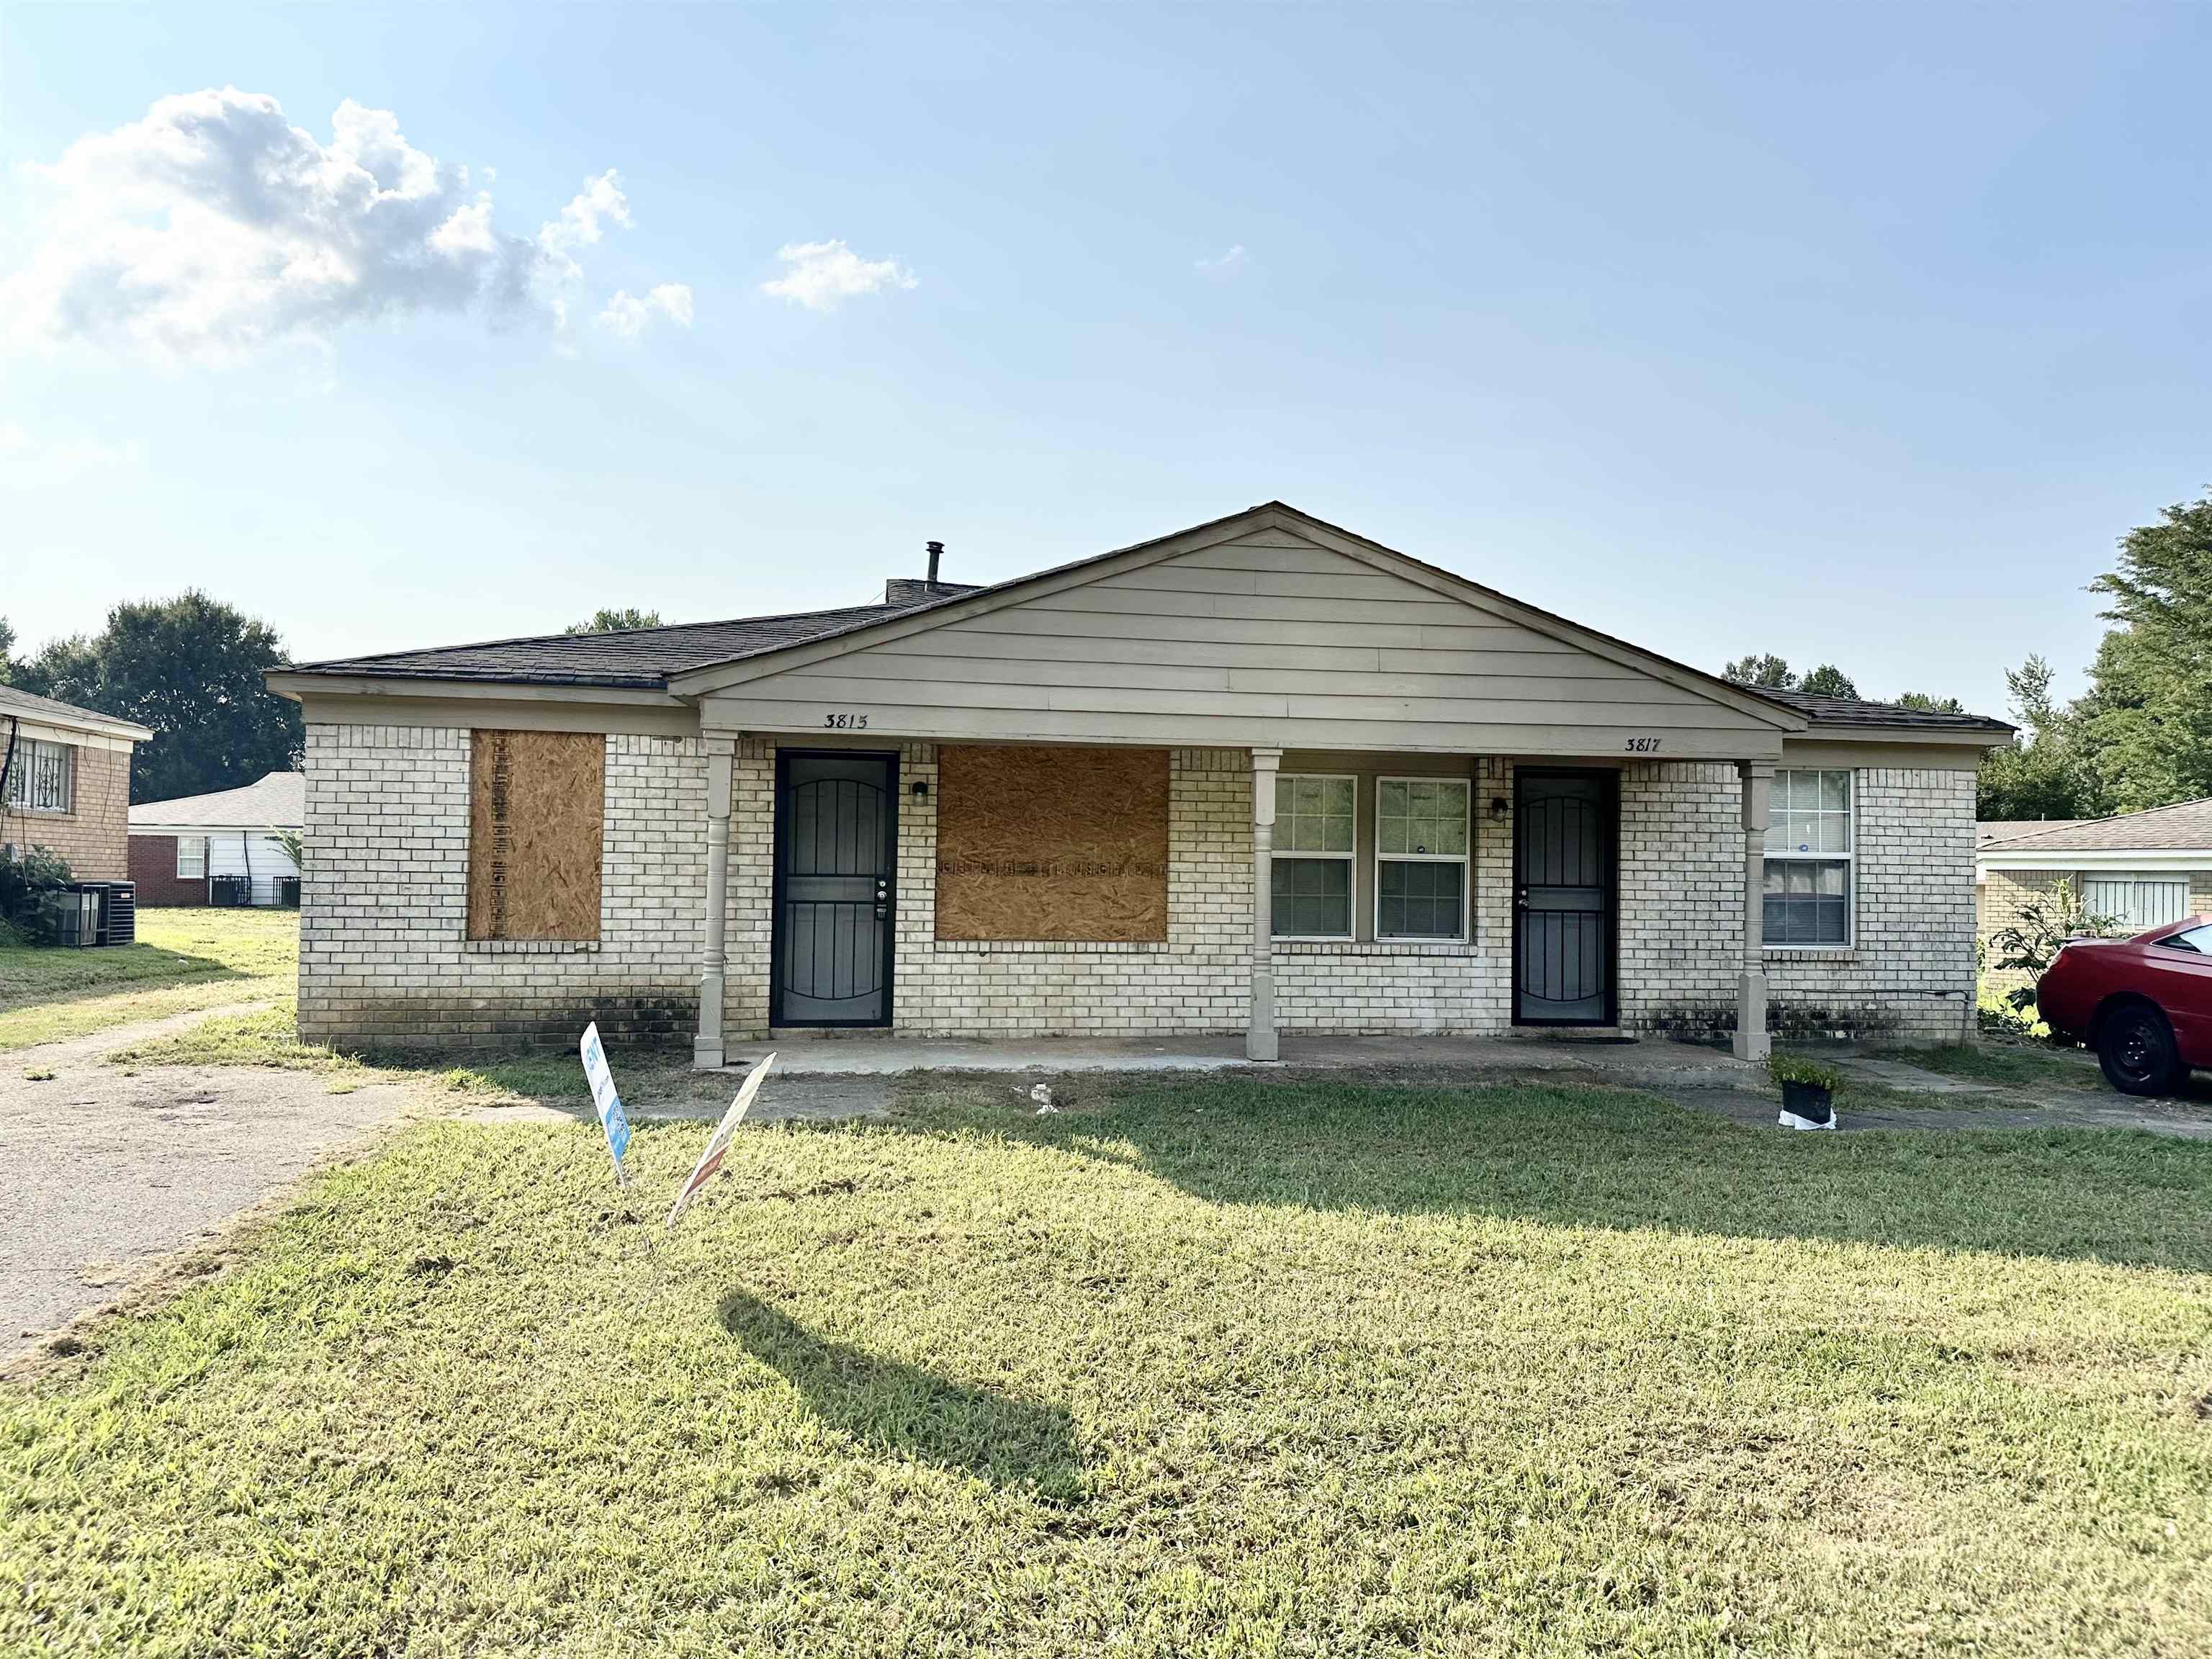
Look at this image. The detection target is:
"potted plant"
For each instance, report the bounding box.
[1768,1052,1843,1131]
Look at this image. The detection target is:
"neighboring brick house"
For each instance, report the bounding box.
[1978,802,2212,997]
[269,502,2013,1059]
[0,685,151,881]
[129,771,305,907]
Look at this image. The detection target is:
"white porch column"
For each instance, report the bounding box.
[1733,760,1773,1062]
[693,741,735,1071]
[1248,747,1282,1061]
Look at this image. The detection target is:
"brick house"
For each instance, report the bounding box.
[1978,801,2212,998]
[129,771,305,907]
[269,503,2012,1062]
[1,685,151,881]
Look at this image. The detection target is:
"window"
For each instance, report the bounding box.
[4,739,75,814]
[176,836,207,879]
[1271,774,1356,938]
[1377,777,1470,940]
[2157,925,2212,954]
[466,729,606,942]
[2082,877,2188,934]
[1763,769,1852,946]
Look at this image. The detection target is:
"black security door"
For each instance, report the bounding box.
[772,752,897,1026]
[1513,770,1617,1025]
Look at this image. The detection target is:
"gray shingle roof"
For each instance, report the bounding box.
[1752,688,2013,737]
[1977,799,2212,854]
[0,683,154,740]
[286,597,953,690]
[1979,819,2084,846]
[130,771,305,831]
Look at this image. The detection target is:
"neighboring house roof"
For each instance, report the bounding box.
[0,683,154,743]
[1979,819,2085,847]
[130,771,306,832]
[1977,798,2212,858]
[274,501,2010,740]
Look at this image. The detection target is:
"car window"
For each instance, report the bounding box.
[2154,924,2212,953]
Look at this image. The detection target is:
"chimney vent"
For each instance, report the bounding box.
[926,540,945,587]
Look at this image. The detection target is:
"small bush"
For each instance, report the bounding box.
[1769,1051,1844,1092]
[1989,878,2119,1012]
[0,845,73,935]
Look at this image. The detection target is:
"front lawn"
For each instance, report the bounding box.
[0,908,297,1050]
[5,1079,2210,1656]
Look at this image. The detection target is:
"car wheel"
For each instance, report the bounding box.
[2098,1004,2179,1097]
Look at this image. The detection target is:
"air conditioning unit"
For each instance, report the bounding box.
[49,889,101,948]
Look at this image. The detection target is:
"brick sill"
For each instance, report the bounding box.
[1275,940,1479,958]
[462,938,601,956]
[1765,948,1857,964]
[928,940,1171,956]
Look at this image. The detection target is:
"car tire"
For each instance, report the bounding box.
[2097,1003,2180,1097]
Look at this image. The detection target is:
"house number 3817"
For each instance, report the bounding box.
[1624,736,1660,752]
[823,711,870,730]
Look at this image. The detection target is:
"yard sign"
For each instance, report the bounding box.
[577,1022,632,1186]
[666,1051,776,1231]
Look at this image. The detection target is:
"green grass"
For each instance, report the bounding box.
[1886,1038,2105,1094]
[5,1077,2211,1656]
[0,909,297,1050]
[104,998,361,1074]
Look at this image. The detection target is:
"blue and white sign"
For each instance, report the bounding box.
[577,1021,632,1186]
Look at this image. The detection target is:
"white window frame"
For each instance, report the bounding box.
[1763,768,1855,950]
[1374,775,1471,943]
[2082,876,2189,934]
[4,738,75,815]
[176,835,207,879]
[1271,772,1358,941]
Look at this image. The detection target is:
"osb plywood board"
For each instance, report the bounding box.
[467,729,604,941]
[936,745,1168,942]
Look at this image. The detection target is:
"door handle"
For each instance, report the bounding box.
[874,878,889,921]
[1515,886,1529,911]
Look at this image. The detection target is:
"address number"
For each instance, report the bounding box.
[1624,737,1661,753]
[823,711,870,730]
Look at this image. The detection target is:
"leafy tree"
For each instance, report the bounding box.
[2072,492,2212,811]
[1797,664,1860,698]
[566,608,665,634]
[15,592,303,804]
[1977,654,2103,822]
[0,615,15,685]
[1722,653,1797,689]
[1893,691,1966,714]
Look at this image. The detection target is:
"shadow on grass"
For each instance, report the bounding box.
[719,1290,1084,1500]
[889,1074,2212,1274]
[0,940,241,1016]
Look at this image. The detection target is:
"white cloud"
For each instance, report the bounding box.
[0,423,28,452]
[1195,243,1248,275]
[597,282,693,339]
[760,239,917,311]
[0,88,683,362]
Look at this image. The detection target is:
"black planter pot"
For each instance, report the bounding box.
[1779,1079,1836,1130]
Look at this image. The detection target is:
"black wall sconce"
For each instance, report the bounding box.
[912,780,930,799]
[1488,796,1509,823]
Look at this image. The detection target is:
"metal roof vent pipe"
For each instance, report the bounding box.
[926,539,945,588]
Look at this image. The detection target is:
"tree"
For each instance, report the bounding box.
[1797,664,1860,698]
[1976,654,2102,822]
[1722,653,1797,689]
[2072,491,2212,811]
[0,615,15,684]
[565,608,665,634]
[1893,691,1965,714]
[15,592,304,804]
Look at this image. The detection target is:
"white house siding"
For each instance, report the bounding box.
[299,724,708,1050]
[1618,763,1977,1043]
[204,832,301,905]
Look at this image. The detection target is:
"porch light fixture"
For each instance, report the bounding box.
[1489,796,1509,823]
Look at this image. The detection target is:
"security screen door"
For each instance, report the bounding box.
[772,752,896,1026]
[1513,770,1617,1025]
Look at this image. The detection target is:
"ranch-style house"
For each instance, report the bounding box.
[269,503,2011,1064]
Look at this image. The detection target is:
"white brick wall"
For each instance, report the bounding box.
[303,725,1979,1048]
[300,724,707,1049]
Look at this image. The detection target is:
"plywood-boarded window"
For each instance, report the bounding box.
[935,745,1168,943]
[467,729,605,941]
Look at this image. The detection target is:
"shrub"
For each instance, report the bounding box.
[1989,878,2120,1012]
[1768,1051,1844,1092]
[0,845,73,935]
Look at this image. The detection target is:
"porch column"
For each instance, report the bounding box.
[1249,747,1282,1061]
[693,741,734,1071]
[1733,760,1773,1062]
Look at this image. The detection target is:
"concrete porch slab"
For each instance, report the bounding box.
[721,1030,1759,1090]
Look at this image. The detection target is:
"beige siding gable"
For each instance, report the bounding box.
[701,525,1791,757]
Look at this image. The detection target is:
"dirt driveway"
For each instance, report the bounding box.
[0,1004,419,1355]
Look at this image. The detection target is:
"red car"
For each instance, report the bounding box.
[2034,916,2212,1094]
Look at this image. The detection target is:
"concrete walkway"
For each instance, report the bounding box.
[724,1030,1760,1089]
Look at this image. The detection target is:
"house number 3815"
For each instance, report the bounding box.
[823,711,870,730]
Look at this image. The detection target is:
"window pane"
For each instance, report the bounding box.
[1379,860,1464,938]
[1378,777,1468,857]
[1761,858,1849,945]
[1275,775,1353,854]
[1271,857,1349,937]
[1822,772,1849,812]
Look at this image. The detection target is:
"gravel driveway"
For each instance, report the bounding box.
[0,1004,418,1357]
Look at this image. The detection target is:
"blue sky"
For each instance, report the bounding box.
[4,3,2208,719]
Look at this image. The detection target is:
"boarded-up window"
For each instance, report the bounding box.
[935,745,1168,942]
[467,730,605,940]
